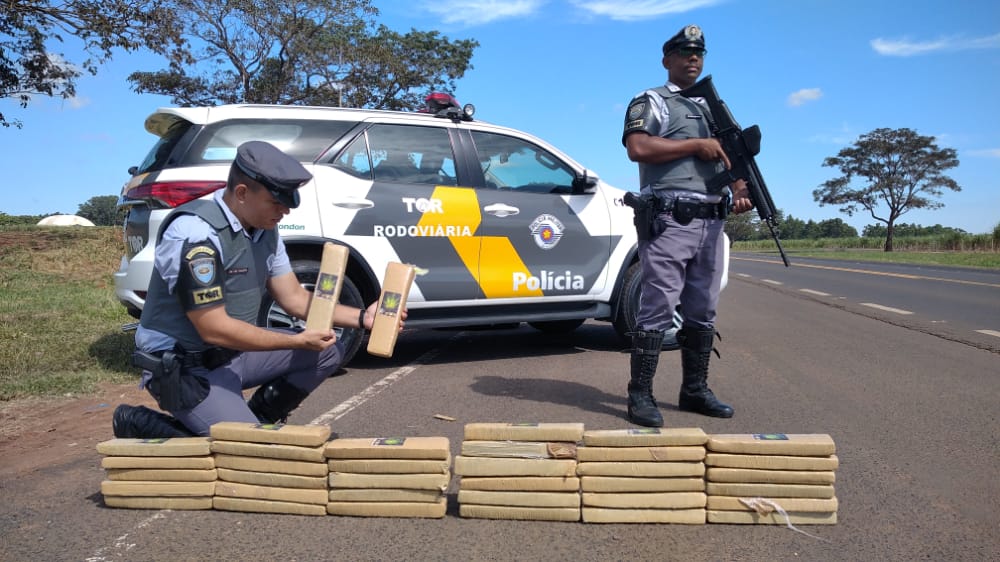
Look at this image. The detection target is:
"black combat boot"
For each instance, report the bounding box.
[627,330,665,427]
[112,404,194,438]
[247,378,310,424]
[677,327,734,418]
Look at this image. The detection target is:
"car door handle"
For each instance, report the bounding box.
[484,203,519,218]
[332,198,374,210]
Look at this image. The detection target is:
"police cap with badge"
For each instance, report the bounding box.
[662,24,706,56]
[232,140,312,209]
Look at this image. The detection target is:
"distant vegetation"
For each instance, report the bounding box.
[726,213,999,255]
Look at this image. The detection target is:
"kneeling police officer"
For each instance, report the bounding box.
[114,141,387,437]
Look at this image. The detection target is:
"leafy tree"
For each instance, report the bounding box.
[77,195,123,226]
[815,218,858,239]
[723,210,756,241]
[863,222,966,238]
[779,215,808,240]
[814,128,960,251]
[127,1,478,111]
[1,0,180,129]
[340,25,478,110]
[725,208,793,242]
[0,211,45,226]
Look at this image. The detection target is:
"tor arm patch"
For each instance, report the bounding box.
[176,240,226,311]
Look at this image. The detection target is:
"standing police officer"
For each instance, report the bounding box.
[113,141,384,437]
[621,25,753,427]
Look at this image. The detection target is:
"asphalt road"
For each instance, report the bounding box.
[3,261,999,561]
[730,253,1000,352]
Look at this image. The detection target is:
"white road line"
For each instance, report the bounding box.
[800,289,831,296]
[311,333,462,426]
[762,279,783,285]
[975,329,1000,338]
[87,512,166,561]
[860,303,914,315]
[736,273,752,278]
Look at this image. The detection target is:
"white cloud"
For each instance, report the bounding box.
[967,148,1000,158]
[788,88,822,107]
[423,0,544,26]
[420,0,726,25]
[67,96,91,110]
[871,32,1000,56]
[573,0,726,22]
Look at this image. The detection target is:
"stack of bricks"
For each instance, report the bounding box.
[705,433,838,525]
[97,437,215,510]
[209,422,331,516]
[325,437,450,518]
[455,423,584,522]
[577,428,709,524]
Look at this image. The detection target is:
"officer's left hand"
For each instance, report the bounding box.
[364,302,408,332]
[731,180,754,214]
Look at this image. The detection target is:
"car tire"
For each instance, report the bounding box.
[613,262,642,339]
[612,261,681,350]
[528,319,585,333]
[257,258,366,367]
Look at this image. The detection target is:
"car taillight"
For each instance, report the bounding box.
[125,181,227,208]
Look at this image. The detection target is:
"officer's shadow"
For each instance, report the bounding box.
[468,375,624,419]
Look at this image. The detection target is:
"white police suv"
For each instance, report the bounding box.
[115,95,727,363]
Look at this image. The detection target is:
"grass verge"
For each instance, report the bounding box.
[1,226,136,400]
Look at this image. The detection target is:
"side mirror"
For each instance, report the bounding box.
[571,169,599,194]
[128,166,138,176]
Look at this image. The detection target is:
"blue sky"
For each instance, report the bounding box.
[3,0,998,234]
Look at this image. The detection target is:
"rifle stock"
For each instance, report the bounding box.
[680,75,790,266]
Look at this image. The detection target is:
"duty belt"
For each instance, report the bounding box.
[667,195,730,225]
[678,201,727,219]
[154,346,240,370]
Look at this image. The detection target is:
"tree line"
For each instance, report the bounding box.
[724,212,978,242]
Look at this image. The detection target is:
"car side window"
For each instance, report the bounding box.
[364,124,457,185]
[333,134,373,179]
[187,119,354,164]
[469,131,576,194]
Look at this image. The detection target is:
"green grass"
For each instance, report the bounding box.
[734,237,1000,269]
[1,226,996,400]
[0,226,136,400]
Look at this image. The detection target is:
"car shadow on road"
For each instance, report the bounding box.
[349,323,631,371]
[469,375,625,419]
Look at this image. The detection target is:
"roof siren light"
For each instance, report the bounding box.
[422,92,475,122]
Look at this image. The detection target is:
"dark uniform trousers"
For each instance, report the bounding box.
[635,207,726,332]
[143,328,342,436]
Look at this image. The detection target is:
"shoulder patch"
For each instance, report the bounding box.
[189,257,217,286]
[185,245,216,260]
[192,286,224,305]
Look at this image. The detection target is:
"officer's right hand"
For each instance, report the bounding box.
[694,138,731,169]
[295,328,336,351]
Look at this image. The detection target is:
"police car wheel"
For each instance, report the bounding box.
[256,258,366,367]
[612,262,642,340]
[613,262,683,350]
[528,319,585,334]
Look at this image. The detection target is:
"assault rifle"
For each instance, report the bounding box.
[680,75,789,266]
